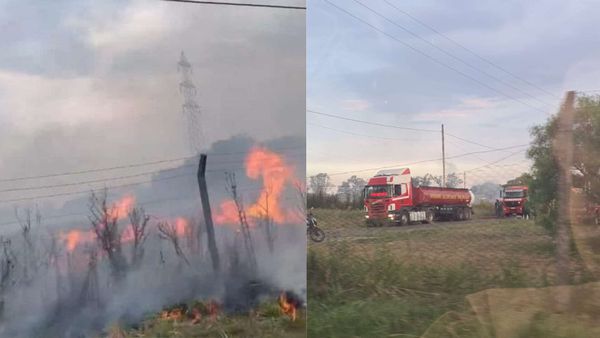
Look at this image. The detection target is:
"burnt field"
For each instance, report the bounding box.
[0,145,307,338]
[308,208,598,338]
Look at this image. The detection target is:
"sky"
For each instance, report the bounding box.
[0,0,305,216]
[307,0,600,187]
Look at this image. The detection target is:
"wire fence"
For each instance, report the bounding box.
[307,205,600,337]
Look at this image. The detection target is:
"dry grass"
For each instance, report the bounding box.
[308,209,596,337]
[111,300,306,338]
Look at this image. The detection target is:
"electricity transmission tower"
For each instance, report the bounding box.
[178,51,205,154]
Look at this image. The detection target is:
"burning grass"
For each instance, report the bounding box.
[0,144,306,337]
[110,297,306,338]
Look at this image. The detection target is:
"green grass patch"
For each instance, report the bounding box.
[307,212,586,337]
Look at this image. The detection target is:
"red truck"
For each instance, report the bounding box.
[498,185,528,217]
[363,168,474,226]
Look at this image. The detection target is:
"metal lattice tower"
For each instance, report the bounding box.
[178,51,205,154]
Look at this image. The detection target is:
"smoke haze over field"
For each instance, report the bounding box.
[0,0,305,218]
[0,0,305,336]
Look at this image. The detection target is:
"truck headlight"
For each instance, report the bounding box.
[388,214,394,220]
[365,215,370,219]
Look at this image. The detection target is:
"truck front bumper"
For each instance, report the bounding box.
[503,206,524,216]
[365,212,396,226]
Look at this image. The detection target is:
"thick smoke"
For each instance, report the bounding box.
[0,135,306,338]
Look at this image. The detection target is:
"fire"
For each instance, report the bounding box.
[278,292,298,321]
[160,307,185,321]
[214,200,239,225]
[174,217,188,237]
[59,195,136,253]
[59,229,96,253]
[159,300,220,324]
[215,146,297,225]
[110,195,135,220]
[60,216,188,253]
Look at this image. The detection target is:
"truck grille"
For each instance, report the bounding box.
[369,203,386,218]
[371,203,385,212]
[504,201,520,207]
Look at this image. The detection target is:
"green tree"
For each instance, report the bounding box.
[527,94,600,232]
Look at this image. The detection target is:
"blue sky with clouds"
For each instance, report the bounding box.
[307,0,600,186]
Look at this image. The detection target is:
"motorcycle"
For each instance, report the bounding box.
[307,209,325,242]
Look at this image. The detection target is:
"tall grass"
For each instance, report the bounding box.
[308,242,545,337]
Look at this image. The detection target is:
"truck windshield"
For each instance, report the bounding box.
[365,185,390,198]
[504,190,525,198]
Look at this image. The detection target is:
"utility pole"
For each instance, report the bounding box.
[554,91,576,286]
[442,124,446,188]
[197,154,220,273]
[463,171,466,189]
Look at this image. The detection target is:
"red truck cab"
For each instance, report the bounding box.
[500,185,528,217]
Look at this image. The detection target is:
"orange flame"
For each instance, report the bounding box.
[59,230,96,253]
[62,216,188,253]
[215,146,297,225]
[59,195,136,253]
[174,217,188,237]
[278,292,297,321]
[160,308,184,321]
[110,195,135,220]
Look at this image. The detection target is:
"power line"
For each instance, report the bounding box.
[1,160,304,204]
[0,145,305,183]
[0,173,194,204]
[308,109,438,132]
[0,165,196,194]
[444,132,495,150]
[323,0,549,115]
[353,0,555,109]
[308,108,496,149]
[160,0,306,10]
[321,143,529,177]
[0,155,196,183]
[446,138,523,167]
[465,149,527,173]
[381,0,560,100]
[308,122,414,141]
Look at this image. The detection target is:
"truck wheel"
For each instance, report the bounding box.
[455,209,463,221]
[400,212,409,226]
[426,210,434,224]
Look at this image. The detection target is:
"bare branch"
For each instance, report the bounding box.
[157,221,190,266]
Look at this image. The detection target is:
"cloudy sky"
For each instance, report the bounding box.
[307,0,600,186]
[0,0,305,214]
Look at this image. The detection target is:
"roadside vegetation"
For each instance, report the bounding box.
[308,215,593,337]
